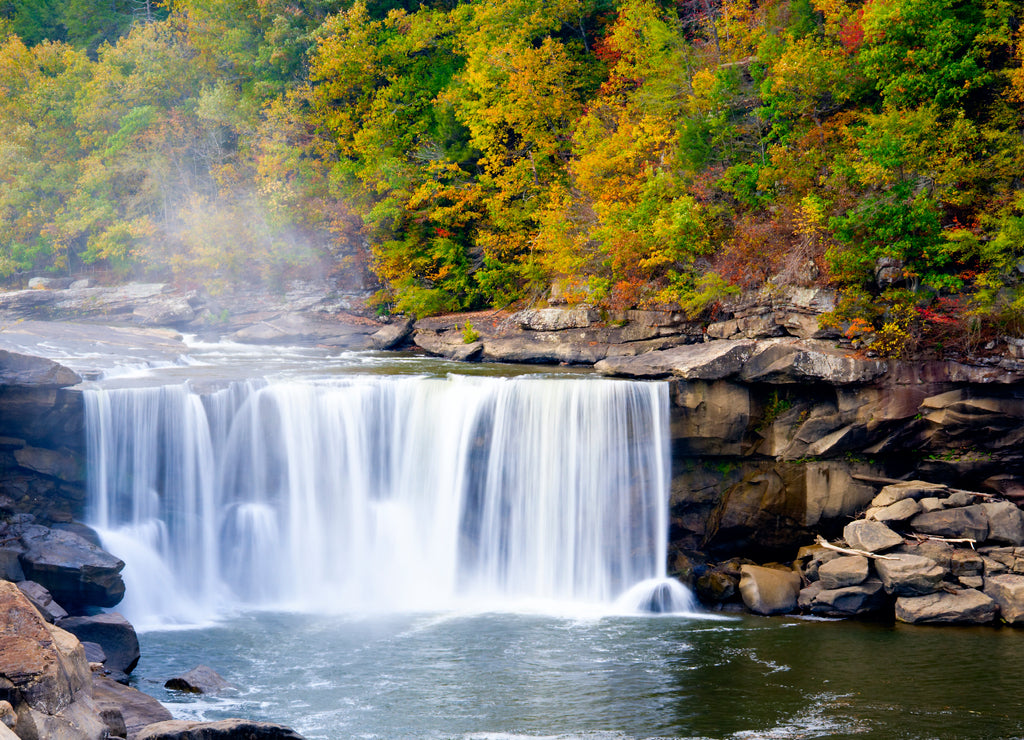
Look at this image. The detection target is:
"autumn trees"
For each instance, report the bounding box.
[2,0,1024,353]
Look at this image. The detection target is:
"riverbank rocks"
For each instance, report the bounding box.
[136,719,305,740]
[738,564,801,615]
[842,520,903,553]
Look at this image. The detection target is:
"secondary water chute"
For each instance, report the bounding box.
[85,374,689,624]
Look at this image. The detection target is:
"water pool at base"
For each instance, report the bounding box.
[132,611,1024,740]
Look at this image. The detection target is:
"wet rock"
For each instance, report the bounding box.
[165,666,233,695]
[984,574,1024,624]
[16,581,68,623]
[811,579,888,616]
[18,529,125,611]
[981,501,1024,546]
[695,569,738,602]
[910,506,989,543]
[895,589,997,625]
[843,520,904,553]
[57,614,140,675]
[817,555,869,590]
[12,446,83,483]
[738,564,800,615]
[92,674,172,738]
[798,581,825,610]
[136,719,305,740]
[874,554,946,596]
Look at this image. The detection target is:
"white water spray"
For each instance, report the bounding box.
[85,374,692,624]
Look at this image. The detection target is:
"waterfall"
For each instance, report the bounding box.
[85,374,691,624]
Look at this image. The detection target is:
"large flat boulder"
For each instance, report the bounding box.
[982,501,1024,546]
[874,554,947,596]
[0,351,81,389]
[136,719,305,740]
[738,565,800,615]
[595,340,757,379]
[810,579,888,616]
[895,589,997,624]
[817,555,869,590]
[92,674,173,739]
[18,529,125,611]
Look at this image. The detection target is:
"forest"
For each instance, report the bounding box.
[1,0,1023,356]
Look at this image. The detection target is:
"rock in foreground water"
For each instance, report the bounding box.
[136,719,305,740]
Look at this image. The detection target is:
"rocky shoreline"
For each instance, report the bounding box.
[3,281,1024,737]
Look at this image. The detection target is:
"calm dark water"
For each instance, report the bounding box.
[130,611,1024,740]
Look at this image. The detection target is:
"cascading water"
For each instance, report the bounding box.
[85,373,695,626]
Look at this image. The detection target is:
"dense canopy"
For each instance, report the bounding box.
[1,0,1022,354]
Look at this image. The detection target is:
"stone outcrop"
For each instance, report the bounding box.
[18,530,125,612]
[894,589,997,625]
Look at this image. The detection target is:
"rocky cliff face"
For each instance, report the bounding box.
[596,338,1024,563]
[0,352,86,524]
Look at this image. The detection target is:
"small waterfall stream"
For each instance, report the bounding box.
[85,374,694,625]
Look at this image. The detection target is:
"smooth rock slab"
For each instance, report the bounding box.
[874,554,947,596]
[92,674,172,738]
[739,564,801,615]
[872,481,948,508]
[136,719,305,740]
[843,520,904,553]
[984,573,1024,624]
[817,555,869,590]
[895,589,997,624]
[872,498,923,524]
[16,580,69,623]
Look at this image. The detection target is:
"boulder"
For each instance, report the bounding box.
[16,581,69,623]
[165,666,233,695]
[135,719,305,740]
[811,579,888,616]
[984,574,1024,624]
[738,340,887,385]
[81,642,106,664]
[874,554,946,596]
[0,581,107,740]
[871,498,923,524]
[910,506,989,543]
[872,481,948,508]
[982,501,1024,546]
[0,350,81,389]
[595,340,757,379]
[92,674,172,738]
[843,520,903,553]
[798,581,825,610]
[738,565,801,615]
[817,555,869,590]
[57,614,140,675]
[12,446,83,482]
[369,318,413,350]
[18,529,125,611]
[895,589,997,625]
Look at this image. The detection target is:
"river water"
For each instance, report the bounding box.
[56,337,1024,740]
[131,610,1024,740]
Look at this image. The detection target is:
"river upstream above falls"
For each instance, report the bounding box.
[10,331,1024,740]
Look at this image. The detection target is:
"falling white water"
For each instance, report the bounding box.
[85,374,688,624]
